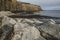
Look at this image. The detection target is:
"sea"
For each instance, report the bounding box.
[38,10,60,23]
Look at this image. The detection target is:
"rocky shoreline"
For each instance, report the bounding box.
[0,11,60,40]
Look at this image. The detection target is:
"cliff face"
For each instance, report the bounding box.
[15,2,42,12]
[0,0,17,11]
[0,0,42,13]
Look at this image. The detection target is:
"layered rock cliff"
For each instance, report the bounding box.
[0,0,42,13]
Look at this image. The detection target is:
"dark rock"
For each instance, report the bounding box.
[0,24,14,40]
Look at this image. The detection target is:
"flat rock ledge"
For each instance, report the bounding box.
[0,11,60,40]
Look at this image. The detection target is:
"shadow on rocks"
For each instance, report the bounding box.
[38,28,59,40]
[0,24,14,40]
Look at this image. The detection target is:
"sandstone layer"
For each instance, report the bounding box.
[0,0,42,13]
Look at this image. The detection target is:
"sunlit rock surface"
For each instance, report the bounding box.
[0,12,60,40]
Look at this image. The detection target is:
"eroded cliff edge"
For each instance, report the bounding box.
[0,0,42,12]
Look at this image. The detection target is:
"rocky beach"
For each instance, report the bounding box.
[0,11,60,40]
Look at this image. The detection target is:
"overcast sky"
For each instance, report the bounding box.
[17,0,60,10]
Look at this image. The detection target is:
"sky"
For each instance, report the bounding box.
[17,0,60,10]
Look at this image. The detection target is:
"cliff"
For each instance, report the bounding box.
[0,0,42,13]
[13,2,42,12]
